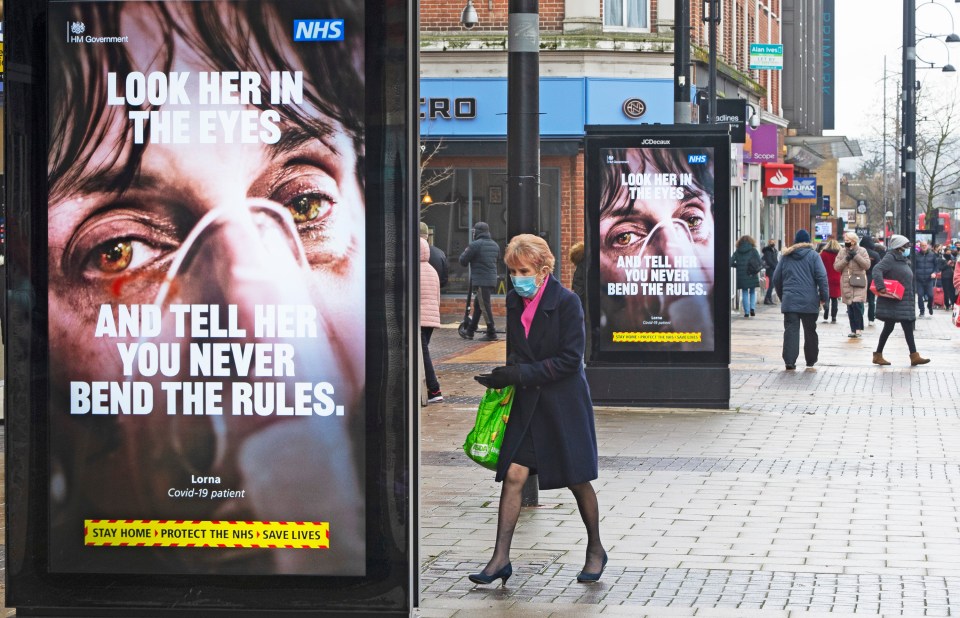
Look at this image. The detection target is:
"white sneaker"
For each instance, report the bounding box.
[868,321,875,326]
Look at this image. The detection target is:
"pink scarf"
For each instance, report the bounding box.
[520,277,548,337]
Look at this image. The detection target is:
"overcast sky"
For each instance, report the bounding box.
[828,0,960,159]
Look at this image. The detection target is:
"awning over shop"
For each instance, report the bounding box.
[784,135,862,169]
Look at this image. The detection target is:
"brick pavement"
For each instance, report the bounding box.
[0,303,956,617]
[417,301,960,617]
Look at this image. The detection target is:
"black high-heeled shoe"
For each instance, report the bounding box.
[576,552,608,583]
[468,562,512,586]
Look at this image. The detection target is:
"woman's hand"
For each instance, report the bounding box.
[475,366,522,389]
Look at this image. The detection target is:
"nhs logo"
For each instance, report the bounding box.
[294,19,344,41]
[687,154,708,164]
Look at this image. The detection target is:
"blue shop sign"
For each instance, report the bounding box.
[419,77,673,138]
[785,177,817,199]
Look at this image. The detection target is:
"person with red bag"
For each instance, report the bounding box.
[872,235,930,366]
[819,239,843,323]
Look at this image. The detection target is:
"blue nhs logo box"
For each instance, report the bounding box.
[687,154,708,164]
[294,19,344,41]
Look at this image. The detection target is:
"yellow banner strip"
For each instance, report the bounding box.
[84,519,330,549]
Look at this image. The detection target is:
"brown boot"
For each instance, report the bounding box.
[910,352,930,366]
[872,352,891,366]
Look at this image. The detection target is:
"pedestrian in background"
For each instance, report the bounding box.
[420,237,444,403]
[834,232,871,339]
[860,235,882,326]
[819,238,842,323]
[772,229,829,370]
[914,240,943,318]
[472,234,606,586]
[459,221,501,341]
[872,234,930,366]
[941,259,956,310]
[762,239,779,305]
[421,221,449,289]
[730,235,763,318]
[954,258,960,306]
[569,241,587,310]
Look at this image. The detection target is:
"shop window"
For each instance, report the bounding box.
[420,167,561,295]
[604,0,649,30]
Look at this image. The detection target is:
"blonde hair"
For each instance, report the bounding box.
[505,234,556,271]
[569,241,585,265]
[824,239,842,252]
[843,232,860,245]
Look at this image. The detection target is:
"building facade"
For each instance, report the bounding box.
[420,0,789,315]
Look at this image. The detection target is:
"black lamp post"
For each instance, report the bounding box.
[903,0,960,252]
[703,0,721,124]
[903,0,917,249]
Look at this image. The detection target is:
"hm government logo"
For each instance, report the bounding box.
[66,20,128,44]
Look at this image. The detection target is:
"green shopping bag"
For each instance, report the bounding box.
[463,386,514,470]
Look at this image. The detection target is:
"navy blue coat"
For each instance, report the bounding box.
[772,242,829,314]
[496,275,598,490]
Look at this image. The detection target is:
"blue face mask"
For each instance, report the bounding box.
[903,248,912,257]
[511,275,539,298]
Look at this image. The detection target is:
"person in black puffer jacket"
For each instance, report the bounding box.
[761,239,779,305]
[730,235,762,318]
[859,235,882,326]
[872,234,929,366]
[459,221,502,340]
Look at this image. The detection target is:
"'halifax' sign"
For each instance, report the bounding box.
[784,177,817,199]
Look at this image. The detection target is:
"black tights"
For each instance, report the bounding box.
[876,319,917,354]
[482,464,605,575]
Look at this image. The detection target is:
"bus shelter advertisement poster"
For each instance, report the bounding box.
[594,143,723,354]
[47,0,367,575]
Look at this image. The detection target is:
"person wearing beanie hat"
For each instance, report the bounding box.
[872,234,930,366]
[770,229,829,369]
[459,221,502,340]
[420,221,449,289]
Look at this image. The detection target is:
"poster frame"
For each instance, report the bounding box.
[584,125,732,368]
[5,0,418,614]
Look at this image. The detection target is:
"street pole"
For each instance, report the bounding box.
[507,0,540,507]
[882,55,888,233]
[674,0,692,123]
[705,0,720,124]
[903,0,917,255]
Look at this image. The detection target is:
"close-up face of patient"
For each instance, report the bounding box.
[48,2,366,398]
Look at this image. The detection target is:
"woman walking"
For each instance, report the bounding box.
[872,234,930,366]
[819,239,843,323]
[834,232,871,339]
[420,237,444,403]
[730,235,762,318]
[472,234,606,586]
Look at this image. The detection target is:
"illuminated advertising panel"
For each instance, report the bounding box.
[586,128,730,365]
[8,0,414,612]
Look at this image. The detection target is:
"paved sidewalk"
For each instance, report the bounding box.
[418,301,960,617]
